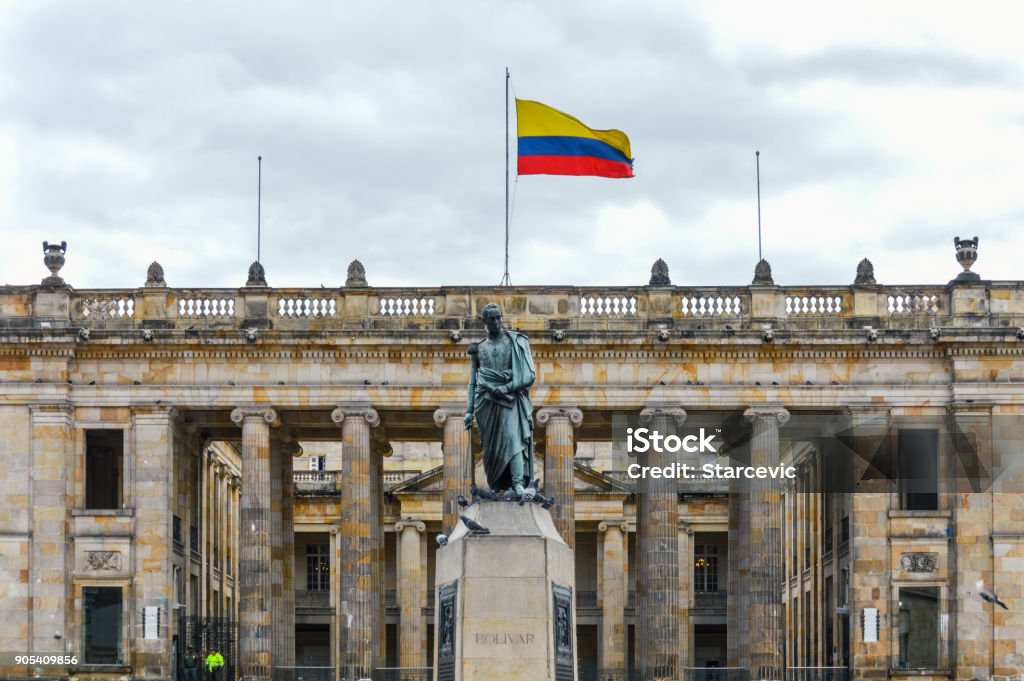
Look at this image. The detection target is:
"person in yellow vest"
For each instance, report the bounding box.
[205,649,224,681]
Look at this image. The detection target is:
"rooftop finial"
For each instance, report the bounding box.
[346,260,368,287]
[752,258,774,286]
[41,241,68,287]
[953,236,980,282]
[145,261,167,287]
[854,258,876,286]
[648,258,671,286]
[246,260,268,287]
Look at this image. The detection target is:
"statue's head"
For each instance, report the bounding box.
[481,303,503,334]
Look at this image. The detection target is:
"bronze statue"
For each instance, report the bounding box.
[464,303,536,497]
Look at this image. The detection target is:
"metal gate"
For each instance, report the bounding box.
[178,616,239,681]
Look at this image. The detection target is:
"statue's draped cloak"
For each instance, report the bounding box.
[472,331,535,489]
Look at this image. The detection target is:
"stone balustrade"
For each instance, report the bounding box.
[2,280,1021,334]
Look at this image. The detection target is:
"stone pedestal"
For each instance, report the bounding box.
[435,501,577,681]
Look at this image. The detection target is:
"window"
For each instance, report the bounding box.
[83,586,122,663]
[86,430,123,509]
[694,544,718,592]
[898,429,939,510]
[897,586,941,669]
[306,543,330,591]
[309,455,326,471]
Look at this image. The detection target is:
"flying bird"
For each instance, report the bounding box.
[977,581,1009,609]
[435,534,448,547]
[459,515,490,534]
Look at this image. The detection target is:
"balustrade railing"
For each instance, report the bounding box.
[74,292,135,320]
[887,289,942,314]
[577,590,598,608]
[680,290,746,317]
[177,290,237,319]
[293,471,341,496]
[295,590,331,609]
[693,590,727,610]
[10,281,1023,334]
[579,292,638,316]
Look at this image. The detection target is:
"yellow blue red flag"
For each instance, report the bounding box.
[516,99,634,178]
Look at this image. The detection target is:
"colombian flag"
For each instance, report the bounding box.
[516,99,634,178]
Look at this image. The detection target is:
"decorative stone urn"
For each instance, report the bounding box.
[953,236,980,281]
[42,241,68,287]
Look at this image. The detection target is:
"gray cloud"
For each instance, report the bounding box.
[1,1,1022,290]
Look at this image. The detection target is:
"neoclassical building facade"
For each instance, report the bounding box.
[1,243,1023,681]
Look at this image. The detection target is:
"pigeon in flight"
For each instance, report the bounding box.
[977,581,1009,609]
[459,515,490,535]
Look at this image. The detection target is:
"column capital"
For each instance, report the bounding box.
[331,404,380,427]
[639,406,687,426]
[598,519,630,533]
[230,406,279,426]
[743,405,790,425]
[395,519,426,533]
[535,406,583,428]
[433,406,466,427]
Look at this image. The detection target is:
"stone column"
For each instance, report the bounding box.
[679,523,693,668]
[536,407,583,548]
[281,440,299,668]
[231,407,279,681]
[396,519,426,668]
[434,406,472,534]
[599,520,629,672]
[331,405,382,680]
[269,439,286,666]
[744,406,789,681]
[28,404,72,653]
[635,406,686,681]
[846,407,890,681]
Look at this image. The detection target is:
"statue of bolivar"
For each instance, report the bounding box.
[463,303,536,497]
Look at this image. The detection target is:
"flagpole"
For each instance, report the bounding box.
[756,150,762,262]
[257,155,263,264]
[501,67,511,286]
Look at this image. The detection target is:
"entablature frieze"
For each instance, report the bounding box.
[19,345,1024,362]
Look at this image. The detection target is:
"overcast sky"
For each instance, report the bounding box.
[1,1,1022,290]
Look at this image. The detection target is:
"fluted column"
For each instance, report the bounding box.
[269,439,285,665]
[331,405,381,680]
[599,520,629,672]
[679,523,693,668]
[281,439,299,667]
[231,407,279,681]
[536,407,583,547]
[635,406,686,681]
[434,406,472,534]
[397,519,426,668]
[744,406,789,681]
